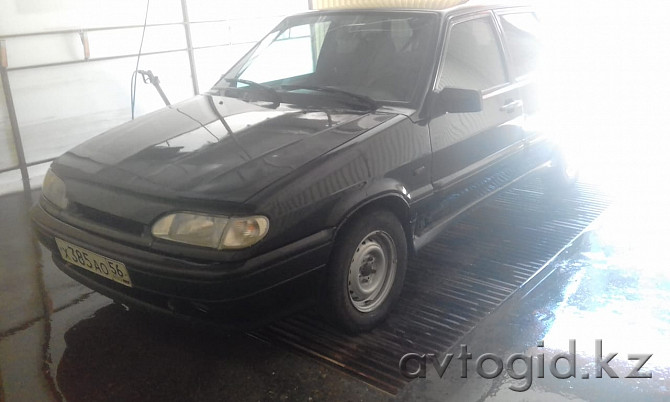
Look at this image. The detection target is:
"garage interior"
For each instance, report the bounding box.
[1,0,669,401]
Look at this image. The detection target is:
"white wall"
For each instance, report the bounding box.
[0,0,309,195]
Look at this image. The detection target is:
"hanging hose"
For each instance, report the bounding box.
[130,0,151,120]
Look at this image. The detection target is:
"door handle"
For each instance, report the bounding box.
[500,99,523,113]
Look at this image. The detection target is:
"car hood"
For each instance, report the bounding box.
[55,94,397,203]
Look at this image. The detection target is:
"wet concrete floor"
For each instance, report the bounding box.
[1,181,669,401]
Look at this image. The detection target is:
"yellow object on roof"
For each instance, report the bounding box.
[313,0,469,10]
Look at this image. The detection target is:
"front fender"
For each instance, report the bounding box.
[325,178,412,228]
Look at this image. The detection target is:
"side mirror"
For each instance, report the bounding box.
[430,87,482,116]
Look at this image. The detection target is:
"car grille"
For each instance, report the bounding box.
[68,202,146,237]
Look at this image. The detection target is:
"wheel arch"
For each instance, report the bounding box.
[330,190,415,255]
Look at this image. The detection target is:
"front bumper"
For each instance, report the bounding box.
[31,202,333,328]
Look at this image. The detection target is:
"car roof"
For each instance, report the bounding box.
[309,0,532,14]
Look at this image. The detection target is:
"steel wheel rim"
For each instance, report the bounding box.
[347,230,397,313]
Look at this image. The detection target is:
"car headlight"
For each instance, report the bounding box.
[151,212,269,250]
[43,168,68,209]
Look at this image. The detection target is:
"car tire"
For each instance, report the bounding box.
[322,209,407,333]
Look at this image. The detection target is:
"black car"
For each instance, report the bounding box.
[31,1,573,333]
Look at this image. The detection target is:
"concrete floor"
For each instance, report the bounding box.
[1,181,669,401]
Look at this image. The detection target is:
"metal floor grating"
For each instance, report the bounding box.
[251,177,610,394]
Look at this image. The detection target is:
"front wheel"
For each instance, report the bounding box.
[322,209,407,333]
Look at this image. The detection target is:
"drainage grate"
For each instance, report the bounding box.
[251,177,610,394]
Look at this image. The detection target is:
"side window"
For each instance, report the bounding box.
[499,13,541,78]
[436,16,507,91]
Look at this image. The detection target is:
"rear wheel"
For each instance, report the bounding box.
[322,209,407,333]
[543,151,578,194]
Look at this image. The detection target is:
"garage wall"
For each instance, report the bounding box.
[0,0,309,196]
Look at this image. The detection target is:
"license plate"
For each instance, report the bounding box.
[55,238,132,287]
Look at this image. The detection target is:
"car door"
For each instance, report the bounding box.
[495,9,543,141]
[426,11,526,221]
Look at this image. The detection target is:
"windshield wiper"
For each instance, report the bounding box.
[281,84,378,110]
[223,78,281,108]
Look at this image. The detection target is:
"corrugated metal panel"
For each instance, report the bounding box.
[252,178,610,394]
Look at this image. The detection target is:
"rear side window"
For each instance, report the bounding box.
[499,12,541,78]
[437,16,507,91]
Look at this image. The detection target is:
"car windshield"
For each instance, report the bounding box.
[214,12,439,107]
